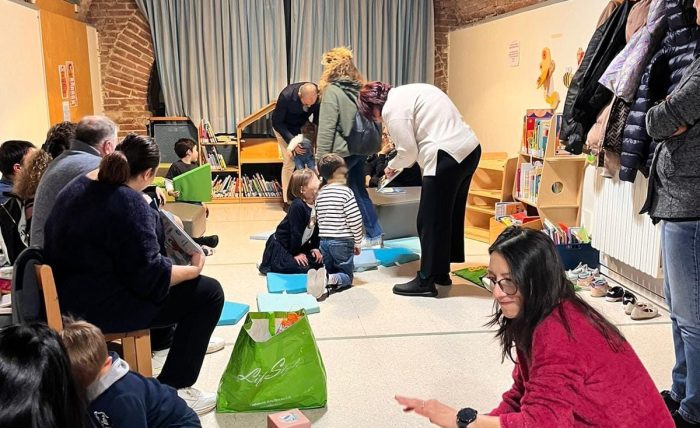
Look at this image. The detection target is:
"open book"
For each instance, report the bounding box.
[160,211,203,266]
[377,168,404,191]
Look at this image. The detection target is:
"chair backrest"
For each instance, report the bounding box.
[34,265,63,332]
[11,246,45,324]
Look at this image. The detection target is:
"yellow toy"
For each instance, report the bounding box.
[536,47,560,110]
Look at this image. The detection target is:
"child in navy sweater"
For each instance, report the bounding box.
[60,318,202,427]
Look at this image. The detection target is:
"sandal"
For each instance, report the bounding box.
[630,303,659,320]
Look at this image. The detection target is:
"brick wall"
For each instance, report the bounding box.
[87,0,153,137]
[434,0,548,92]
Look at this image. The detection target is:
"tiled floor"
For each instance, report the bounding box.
[193,204,674,427]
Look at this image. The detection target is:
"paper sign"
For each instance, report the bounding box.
[62,101,71,121]
[58,65,69,100]
[508,41,520,67]
[66,61,77,107]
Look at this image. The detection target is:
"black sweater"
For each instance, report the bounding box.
[274,198,319,254]
[44,176,172,333]
[272,82,320,143]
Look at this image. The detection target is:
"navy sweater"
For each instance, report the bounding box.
[275,198,319,254]
[89,353,199,428]
[272,82,320,143]
[44,176,173,333]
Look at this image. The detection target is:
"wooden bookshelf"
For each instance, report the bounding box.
[513,114,587,226]
[199,102,284,203]
[465,152,517,243]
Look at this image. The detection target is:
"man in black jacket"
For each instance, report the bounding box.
[272,82,319,211]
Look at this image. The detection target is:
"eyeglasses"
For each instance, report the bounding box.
[480,275,519,296]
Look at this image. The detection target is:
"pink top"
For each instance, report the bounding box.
[490,300,673,427]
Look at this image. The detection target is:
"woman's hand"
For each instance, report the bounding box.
[311,249,323,264]
[294,253,309,267]
[385,167,399,179]
[190,250,205,274]
[395,396,458,428]
[294,145,307,155]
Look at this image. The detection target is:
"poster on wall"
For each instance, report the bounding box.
[58,64,69,100]
[62,101,71,122]
[508,41,520,67]
[66,61,77,107]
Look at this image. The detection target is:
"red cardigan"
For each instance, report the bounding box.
[490,300,673,427]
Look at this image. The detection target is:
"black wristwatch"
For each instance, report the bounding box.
[457,408,478,428]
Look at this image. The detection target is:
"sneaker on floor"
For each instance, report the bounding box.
[434,273,452,286]
[193,235,219,248]
[661,390,681,414]
[605,286,625,302]
[361,235,384,248]
[206,336,225,354]
[622,291,637,315]
[151,349,169,377]
[589,277,608,297]
[177,387,216,415]
[566,263,588,281]
[673,411,700,427]
[307,268,325,299]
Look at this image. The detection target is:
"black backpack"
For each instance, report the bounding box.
[338,88,382,156]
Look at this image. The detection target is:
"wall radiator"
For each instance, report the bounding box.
[589,172,662,279]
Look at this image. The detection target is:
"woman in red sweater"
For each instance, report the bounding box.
[396,227,673,427]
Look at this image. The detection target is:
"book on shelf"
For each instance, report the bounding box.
[515,161,543,202]
[521,109,553,157]
[542,219,591,245]
[211,173,282,199]
[495,202,526,219]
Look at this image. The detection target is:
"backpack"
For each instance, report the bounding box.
[337,87,382,156]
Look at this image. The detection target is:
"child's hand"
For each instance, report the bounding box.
[354,246,361,256]
[311,249,323,263]
[294,253,309,267]
[168,190,181,199]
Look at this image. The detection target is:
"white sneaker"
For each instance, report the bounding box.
[206,336,225,354]
[566,263,588,281]
[151,349,169,377]
[361,235,383,248]
[177,387,216,415]
[307,268,326,299]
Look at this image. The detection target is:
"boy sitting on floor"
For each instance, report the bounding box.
[60,317,203,427]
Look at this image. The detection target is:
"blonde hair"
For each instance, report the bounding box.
[13,149,52,201]
[288,168,317,202]
[319,46,364,92]
[59,317,108,389]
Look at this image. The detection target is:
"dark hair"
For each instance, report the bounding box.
[98,134,160,185]
[42,121,76,159]
[0,323,88,428]
[358,81,393,120]
[75,115,117,147]
[317,153,346,183]
[487,227,625,363]
[0,140,34,177]
[174,138,196,159]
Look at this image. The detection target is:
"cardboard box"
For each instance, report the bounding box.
[267,409,311,428]
[489,217,543,244]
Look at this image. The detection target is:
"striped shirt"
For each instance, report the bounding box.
[315,183,364,246]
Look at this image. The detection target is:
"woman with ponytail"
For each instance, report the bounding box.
[358,82,482,298]
[44,134,223,414]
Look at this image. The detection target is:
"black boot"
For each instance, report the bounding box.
[393,273,438,297]
[673,411,700,427]
[662,390,681,415]
[434,273,452,286]
[193,235,219,248]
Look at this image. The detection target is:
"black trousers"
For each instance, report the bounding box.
[418,146,481,276]
[152,274,224,389]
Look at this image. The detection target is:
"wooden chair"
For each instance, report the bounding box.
[35,265,153,377]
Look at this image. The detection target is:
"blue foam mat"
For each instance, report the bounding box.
[256,293,320,314]
[266,272,308,294]
[383,237,421,254]
[217,301,250,326]
[373,247,420,266]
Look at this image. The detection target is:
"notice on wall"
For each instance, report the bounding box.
[508,41,520,67]
[62,100,71,122]
[66,61,77,107]
[58,64,69,100]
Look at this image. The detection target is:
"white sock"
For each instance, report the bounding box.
[328,274,340,285]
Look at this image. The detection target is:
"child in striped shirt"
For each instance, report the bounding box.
[315,154,363,292]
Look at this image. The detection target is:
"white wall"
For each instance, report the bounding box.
[0,0,51,145]
[448,0,609,154]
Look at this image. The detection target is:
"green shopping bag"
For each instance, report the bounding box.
[216,310,327,412]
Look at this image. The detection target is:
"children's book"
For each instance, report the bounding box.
[173,163,212,202]
[377,169,404,191]
[160,211,203,266]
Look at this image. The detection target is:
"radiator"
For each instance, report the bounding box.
[589,170,662,278]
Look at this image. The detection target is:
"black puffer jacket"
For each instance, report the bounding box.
[560,1,631,154]
[620,0,699,182]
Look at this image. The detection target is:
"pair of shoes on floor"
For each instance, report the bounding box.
[193,235,219,248]
[566,262,590,282]
[178,387,216,415]
[393,272,438,297]
[576,268,600,288]
[606,287,659,320]
[361,235,384,249]
[589,276,609,298]
[152,337,226,376]
[306,267,327,299]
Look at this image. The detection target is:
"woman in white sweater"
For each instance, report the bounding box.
[359,82,481,297]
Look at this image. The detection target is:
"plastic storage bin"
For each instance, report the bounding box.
[556,243,600,270]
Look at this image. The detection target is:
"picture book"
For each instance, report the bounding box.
[160,211,203,266]
[173,163,212,202]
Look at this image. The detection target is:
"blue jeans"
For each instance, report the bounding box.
[320,238,354,286]
[662,220,700,423]
[344,155,382,239]
[294,153,316,170]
